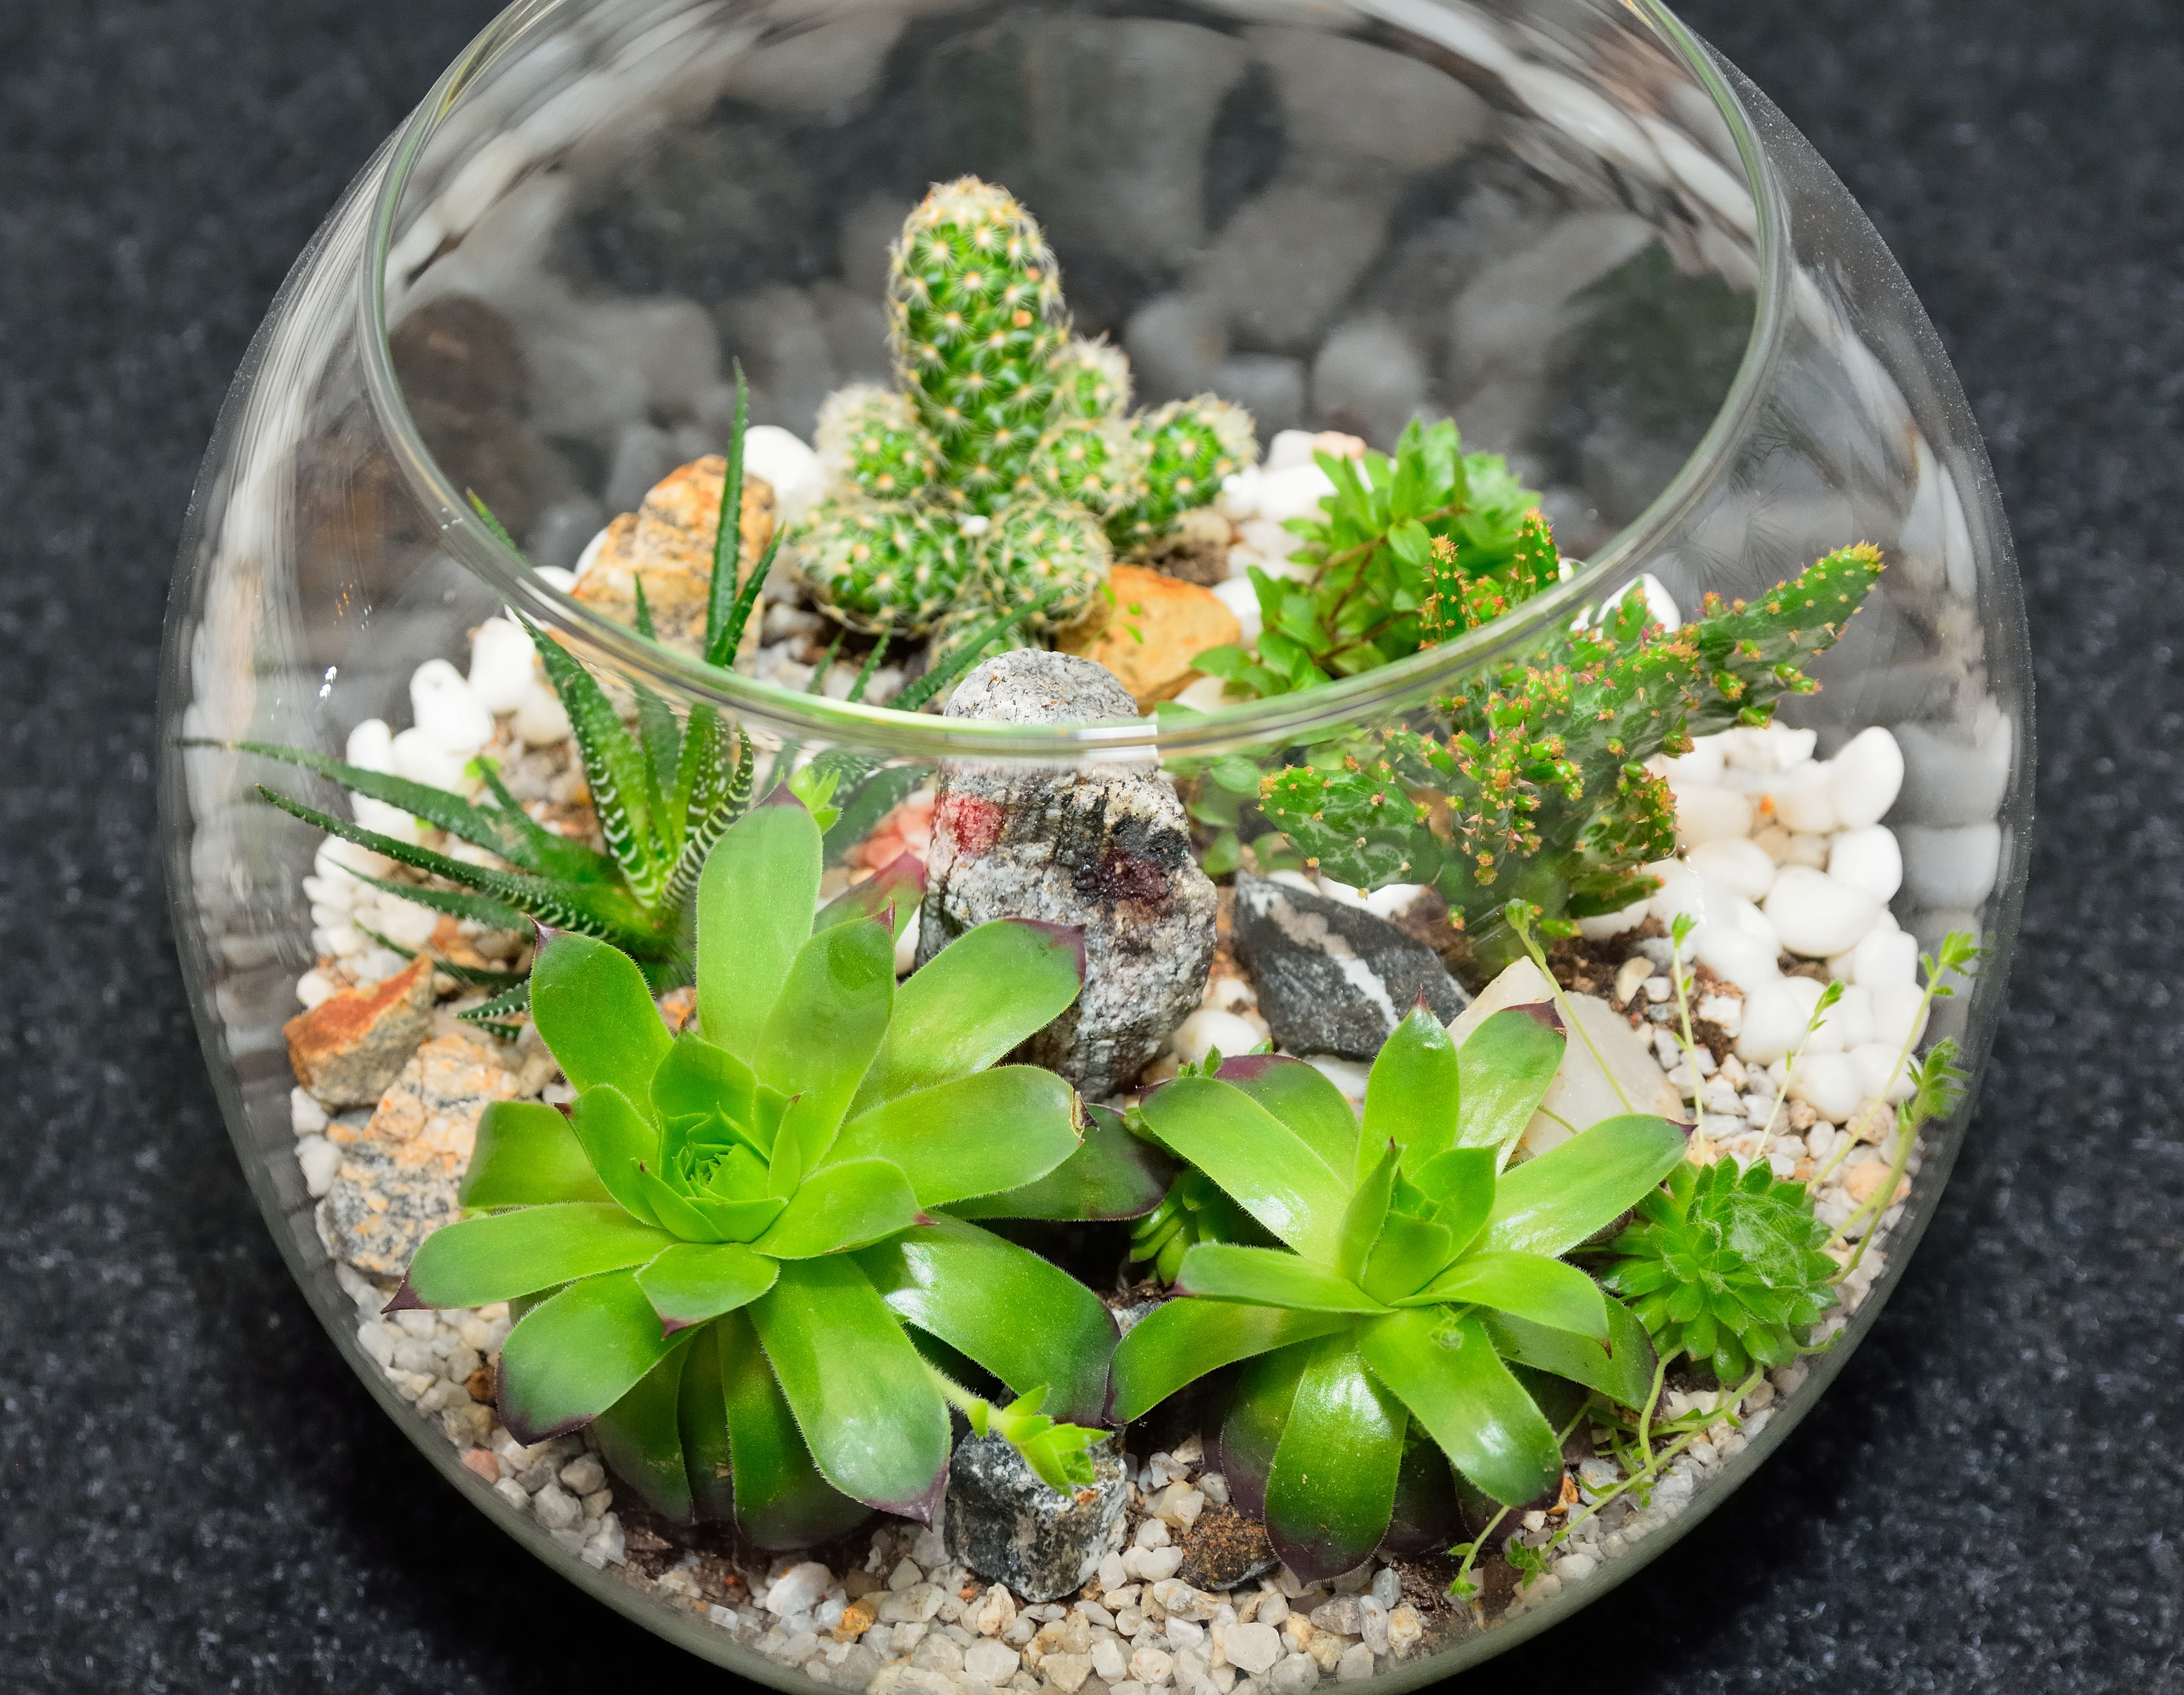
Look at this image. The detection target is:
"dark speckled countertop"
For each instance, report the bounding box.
[2,0,2179,1687]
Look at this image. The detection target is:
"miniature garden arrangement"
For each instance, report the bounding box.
[247,175,1983,1690]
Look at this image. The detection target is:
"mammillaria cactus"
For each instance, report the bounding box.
[889,176,1069,509]
[790,178,1257,644]
[1106,396,1257,554]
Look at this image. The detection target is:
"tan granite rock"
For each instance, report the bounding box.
[315,1030,521,1276]
[283,955,435,1109]
[572,455,776,658]
[1057,562,1241,709]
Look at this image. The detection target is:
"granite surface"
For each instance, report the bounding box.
[1,0,2179,1688]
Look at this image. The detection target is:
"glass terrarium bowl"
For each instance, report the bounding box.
[160,0,2029,1685]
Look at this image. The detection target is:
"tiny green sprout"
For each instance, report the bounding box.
[786,762,844,833]
[1108,1003,1682,1580]
[949,1381,1103,1492]
[387,797,1144,1538]
[1504,1538,1553,1587]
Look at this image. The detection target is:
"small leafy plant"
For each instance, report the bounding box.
[1260,538,1885,971]
[392,795,1131,1537]
[791,177,1255,640]
[1594,1159,1836,1383]
[1195,420,1542,698]
[1107,1003,1685,1579]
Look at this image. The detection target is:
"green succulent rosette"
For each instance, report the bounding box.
[391,795,1166,1537]
[1109,1003,1683,1580]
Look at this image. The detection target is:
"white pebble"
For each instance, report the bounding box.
[1827,727,1904,828]
[467,617,538,713]
[290,1086,329,1133]
[1849,924,1918,989]
[1173,674,1232,713]
[1684,836,1777,901]
[1762,866,1883,957]
[1690,923,1778,990]
[1648,860,1738,933]
[390,725,468,790]
[966,1640,1022,1682]
[1808,983,1874,1054]
[1251,463,1338,525]
[1898,822,2003,908]
[1850,1041,1916,1103]
[1135,1516,1173,1550]
[1335,1644,1375,1682]
[410,658,494,756]
[1172,1009,1263,1068]
[1766,762,1839,835]
[514,680,573,747]
[1553,1551,1598,1582]
[766,1561,833,1617]
[532,1482,582,1530]
[1669,782,1753,847]
[1576,896,1649,942]
[1827,824,1903,901]
[1131,1646,1176,1687]
[1870,981,1930,1052]
[296,1135,339,1198]
[346,717,395,772]
[894,910,922,978]
[1788,1051,1864,1123]
[1093,1638,1131,1681]
[1735,974,1826,1066]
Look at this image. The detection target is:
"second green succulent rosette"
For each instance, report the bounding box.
[1109,1003,1686,1580]
[389,793,1153,1542]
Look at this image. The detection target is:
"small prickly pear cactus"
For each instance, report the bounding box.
[814,385,939,502]
[1108,397,1257,553]
[795,496,971,633]
[888,177,1069,512]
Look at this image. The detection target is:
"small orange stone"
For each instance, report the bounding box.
[460,1448,501,1483]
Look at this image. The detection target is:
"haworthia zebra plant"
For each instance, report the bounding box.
[253,616,755,1008]
[1108,1002,1685,1580]
[243,374,1053,1019]
[395,796,1171,1536]
[792,177,1256,642]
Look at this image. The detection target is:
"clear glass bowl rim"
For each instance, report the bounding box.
[358,0,1792,759]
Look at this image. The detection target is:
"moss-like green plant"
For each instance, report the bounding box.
[1194,420,1541,698]
[1593,1159,1835,1384]
[791,177,1257,640]
[1258,538,1885,972]
[393,795,1144,1535]
[1107,1004,1683,1579]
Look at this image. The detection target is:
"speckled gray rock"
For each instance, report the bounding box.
[918,651,1216,1099]
[1230,873,1469,1060]
[943,1432,1127,1603]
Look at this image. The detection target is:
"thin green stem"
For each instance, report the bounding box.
[1507,901,1632,1116]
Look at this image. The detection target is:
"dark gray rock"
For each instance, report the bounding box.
[1229,873,1469,1060]
[943,1432,1127,1604]
[918,651,1217,1099]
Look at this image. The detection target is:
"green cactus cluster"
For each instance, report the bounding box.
[791,177,1257,643]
